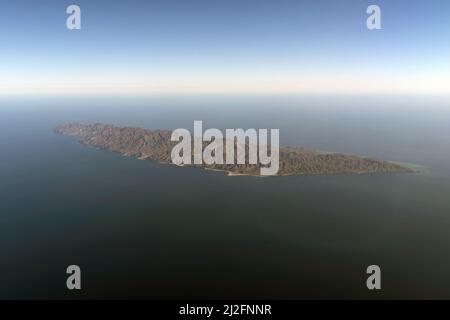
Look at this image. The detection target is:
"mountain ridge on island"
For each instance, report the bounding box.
[54,122,415,176]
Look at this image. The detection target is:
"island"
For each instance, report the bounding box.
[54,123,414,176]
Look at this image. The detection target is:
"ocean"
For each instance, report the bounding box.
[1,94,450,299]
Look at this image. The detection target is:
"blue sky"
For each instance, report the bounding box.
[1,0,449,94]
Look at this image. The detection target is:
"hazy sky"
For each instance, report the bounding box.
[1,0,449,94]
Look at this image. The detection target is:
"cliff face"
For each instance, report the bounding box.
[55,123,414,176]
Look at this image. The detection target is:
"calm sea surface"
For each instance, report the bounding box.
[1,94,450,299]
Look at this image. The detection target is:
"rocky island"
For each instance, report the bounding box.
[54,123,414,176]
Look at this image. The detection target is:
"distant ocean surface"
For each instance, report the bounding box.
[1,94,450,299]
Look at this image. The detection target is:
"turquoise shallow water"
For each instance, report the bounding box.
[1,95,450,299]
